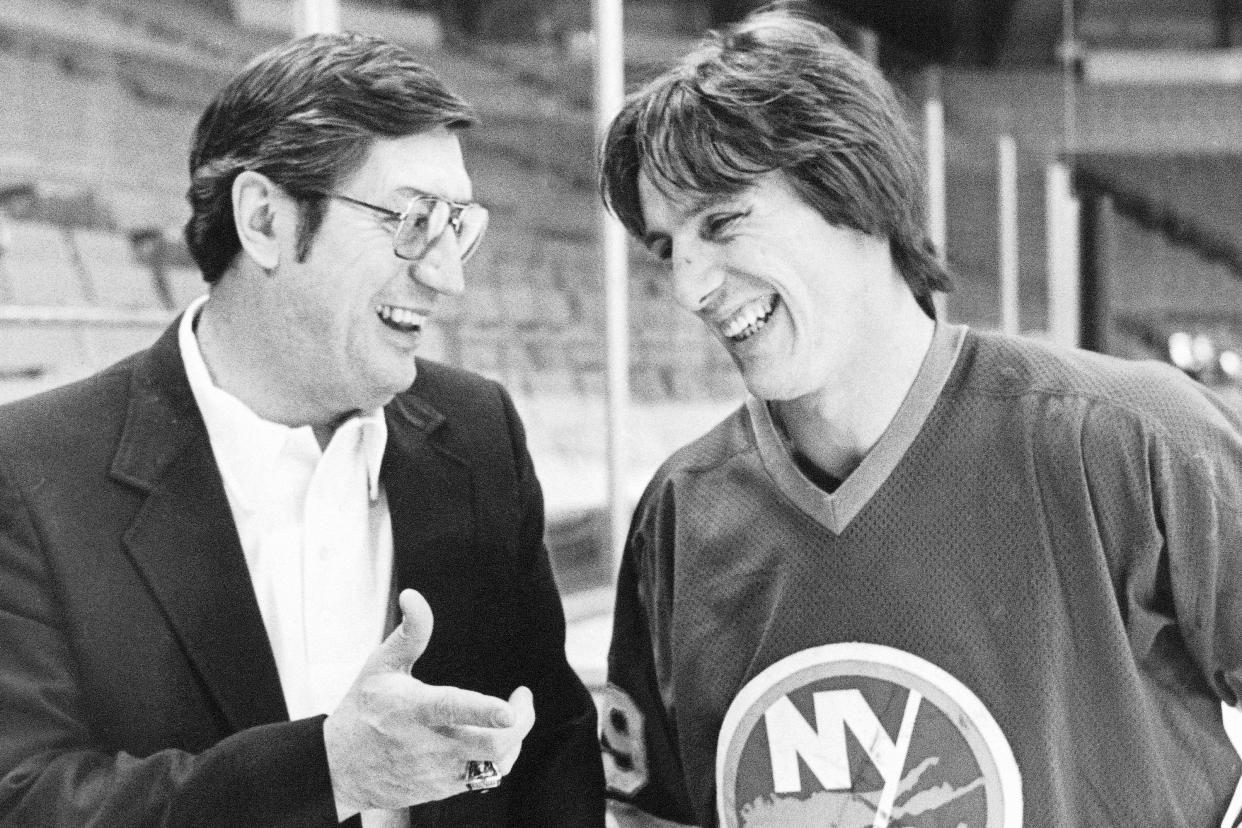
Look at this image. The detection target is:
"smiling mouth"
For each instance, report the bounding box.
[719,295,779,343]
[377,303,425,334]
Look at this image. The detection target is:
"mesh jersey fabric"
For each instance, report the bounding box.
[602,323,1242,827]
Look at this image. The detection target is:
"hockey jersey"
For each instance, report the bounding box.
[602,323,1242,827]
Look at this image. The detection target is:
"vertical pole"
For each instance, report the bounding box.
[297,0,340,35]
[592,0,629,568]
[858,28,880,65]
[997,133,1020,335]
[924,66,948,321]
[1078,193,1113,353]
[1045,161,1080,348]
[1061,0,1077,155]
[1049,0,1082,349]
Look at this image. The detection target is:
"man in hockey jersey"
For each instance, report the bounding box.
[597,7,1242,827]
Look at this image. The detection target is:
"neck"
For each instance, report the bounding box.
[195,282,340,430]
[772,303,936,481]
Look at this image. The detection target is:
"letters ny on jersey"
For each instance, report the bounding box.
[715,643,1021,828]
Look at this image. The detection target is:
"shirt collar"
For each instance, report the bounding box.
[178,295,388,509]
[350,408,388,502]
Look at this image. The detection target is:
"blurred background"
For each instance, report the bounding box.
[1,0,1241,692]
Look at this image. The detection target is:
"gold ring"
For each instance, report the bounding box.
[465,759,502,792]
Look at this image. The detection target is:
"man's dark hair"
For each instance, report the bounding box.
[600,7,952,317]
[185,31,476,284]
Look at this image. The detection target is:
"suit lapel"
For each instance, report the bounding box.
[112,321,287,731]
[382,394,476,595]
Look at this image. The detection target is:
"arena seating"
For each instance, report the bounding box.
[933,66,1242,347]
[0,220,86,391]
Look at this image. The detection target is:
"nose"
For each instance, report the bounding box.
[409,231,465,297]
[669,246,724,313]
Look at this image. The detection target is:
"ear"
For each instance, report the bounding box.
[232,170,285,272]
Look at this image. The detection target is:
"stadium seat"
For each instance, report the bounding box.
[3,220,85,306]
[70,227,163,309]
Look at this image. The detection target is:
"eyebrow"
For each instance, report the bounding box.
[641,191,740,247]
[688,191,736,215]
[392,185,474,205]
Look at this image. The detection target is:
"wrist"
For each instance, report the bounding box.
[323,713,365,820]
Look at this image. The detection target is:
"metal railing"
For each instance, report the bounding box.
[0,305,172,326]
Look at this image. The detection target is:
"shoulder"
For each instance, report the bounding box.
[399,358,528,463]
[955,328,1183,397]
[404,358,516,431]
[0,356,146,517]
[952,328,1242,437]
[0,355,140,455]
[645,403,754,490]
[629,402,757,535]
[408,358,507,411]
[951,330,1242,488]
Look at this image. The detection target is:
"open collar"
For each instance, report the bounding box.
[748,322,967,535]
[108,314,450,732]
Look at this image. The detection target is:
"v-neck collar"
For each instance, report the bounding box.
[748,322,967,535]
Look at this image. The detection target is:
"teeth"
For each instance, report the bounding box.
[376,304,424,330]
[720,296,778,342]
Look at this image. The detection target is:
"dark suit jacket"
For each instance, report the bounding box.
[0,321,604,827]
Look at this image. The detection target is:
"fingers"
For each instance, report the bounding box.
[411,684,535,766]
[496,743,523,776]
[466,688,534,776]
[414,684,515,730]
[494,688,531,776]
[372,589,435,675]
[507,686,535,738]
[494,686,534,774]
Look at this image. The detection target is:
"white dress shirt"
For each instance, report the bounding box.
[179,295,405,827]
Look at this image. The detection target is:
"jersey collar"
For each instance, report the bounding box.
[748,322,967,535]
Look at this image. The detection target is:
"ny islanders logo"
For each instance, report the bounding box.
[716,643,1022,827]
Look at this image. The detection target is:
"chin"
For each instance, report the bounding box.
[741,376,792,402]
[385,372,418,398]
[357,369,418,409]
[385,354,420,386]
[735,360,800,402]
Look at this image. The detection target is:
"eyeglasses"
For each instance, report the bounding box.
[316,190,489,263]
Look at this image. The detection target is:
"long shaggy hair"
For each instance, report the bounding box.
[600,7,952,317]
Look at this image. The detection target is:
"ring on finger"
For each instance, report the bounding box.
[465,759,502,792]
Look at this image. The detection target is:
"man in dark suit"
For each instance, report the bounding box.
[0,31,603,827]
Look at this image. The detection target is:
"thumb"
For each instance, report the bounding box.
[371,588,434,675]
[508,685,536,735]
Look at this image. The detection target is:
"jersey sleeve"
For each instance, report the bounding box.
[1083,379,1242,707]
[1150,390,1242,707]
[602,492,698,825]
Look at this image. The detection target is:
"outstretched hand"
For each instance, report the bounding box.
[323,589,536,813]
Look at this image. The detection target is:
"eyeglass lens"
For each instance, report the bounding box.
[396,197,488,262]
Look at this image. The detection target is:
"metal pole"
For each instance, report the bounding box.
[592,0,629,568]
[1045,161,1080,348]
[858,28,880,65]
[297,0,340,36]
[924,66,948,320]
[1078,193,1113,353]
[997,133,1020,335]
[1047,0,1081,348]
[1061,0,1077,159]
